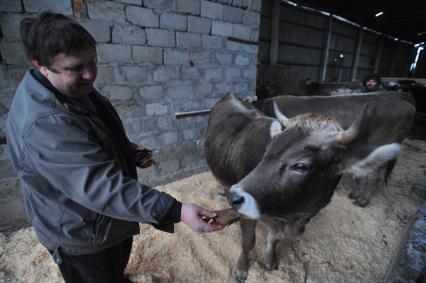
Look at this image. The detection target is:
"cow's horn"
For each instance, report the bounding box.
[334,104,368,144]
[273,101,290,127]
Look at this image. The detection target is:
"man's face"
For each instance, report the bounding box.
[36,49,97,97]
[365,79,378,90]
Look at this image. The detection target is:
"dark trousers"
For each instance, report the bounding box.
[49,238,133,283]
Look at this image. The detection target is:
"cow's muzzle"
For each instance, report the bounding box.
[229,185,260,219]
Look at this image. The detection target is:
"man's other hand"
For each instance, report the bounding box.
[134,148,155,168]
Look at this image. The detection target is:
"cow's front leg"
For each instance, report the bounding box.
[354,172,380,207]
[348,176,366,200]
[265,231,279,271]
[235,219,257,283]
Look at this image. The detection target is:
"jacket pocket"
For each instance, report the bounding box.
[91,213,106,242]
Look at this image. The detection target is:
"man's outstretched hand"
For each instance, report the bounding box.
[134,148,155,168]
[181,203,224,233]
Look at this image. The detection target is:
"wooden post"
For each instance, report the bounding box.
[350,27,363,81]
[320,15,333,82]
[270,0,280,64]
[373,36,383,74]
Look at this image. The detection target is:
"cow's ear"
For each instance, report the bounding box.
[270,120,283,138]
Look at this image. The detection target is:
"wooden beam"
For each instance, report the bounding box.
[270,0,280,64]
[351,27,363,81]
[319,15,333,82]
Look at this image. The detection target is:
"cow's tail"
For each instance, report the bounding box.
[384,157,397,185]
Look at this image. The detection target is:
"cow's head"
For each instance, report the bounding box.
[228,102,367,219]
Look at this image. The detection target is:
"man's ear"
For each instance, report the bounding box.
[32,60,49,77]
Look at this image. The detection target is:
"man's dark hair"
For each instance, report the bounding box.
[20,12,96,67]
[363,74,381,86]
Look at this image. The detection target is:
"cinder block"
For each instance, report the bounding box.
[144,0,174,10]
[250,28,259,41]
[111,0,141,4]
[235,54,250,66]
[223,5,243,23]
[78,19,110,43]
[159,131,178,145]
[87,0,126,24]
[212,20,233,37]
[160,13,187,31]
[97,44,133,63]
[146,103,168,115]
[103,85,133,100]
[194,83,213,96]
[225,67,241,81]
[251,0,262,12]
[139,85,164,100]
[23,0,72,15]
[153,66,180,82]
[203,68,223,82]
[164,49,190,65]
[0,1,22,12]
[0,42,29,65]
[117,66,152,83]
[190,50,212,65]
[243,68,257,80]
[188,16,211,34]
[232,24,252,40]
[157,116,174,131]
[95,65,115,84]
[201,0,223,20]
[243,10,260,27]
[112,24,147,45]
[176,0,200,15]
[166,84,193,98]
[126,6,159,28]
[183,129,195,140]
[176,32,202,50]
[0,14,25,40]
[216,52,233,64]
[182,67,201,81]
[234,81,249,94]
[146,28,175,47]
[157,157,180,174]
[201,35,223,49]
[132,46,163,64]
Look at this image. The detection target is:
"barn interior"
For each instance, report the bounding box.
[0,0,425,282]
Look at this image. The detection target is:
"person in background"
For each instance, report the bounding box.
[362,74,384,92]
[5,12,223,283]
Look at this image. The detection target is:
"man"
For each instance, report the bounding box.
[362,74,384,92]
[6,12,223,283]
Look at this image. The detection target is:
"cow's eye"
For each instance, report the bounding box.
[290,163,308,172]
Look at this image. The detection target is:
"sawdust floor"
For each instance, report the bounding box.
[1,138,425,283]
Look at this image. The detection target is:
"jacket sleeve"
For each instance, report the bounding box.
[23,111,181,229]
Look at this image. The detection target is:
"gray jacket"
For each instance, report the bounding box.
[6,70,180,255]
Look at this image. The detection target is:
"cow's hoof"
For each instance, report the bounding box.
[348,190,361,199]
[235,269,248,283]
[354,198,369,207]
[265,259,278,271]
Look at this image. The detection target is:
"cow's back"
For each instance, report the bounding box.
[255,91,415,143]
[205,94,274,188]
[254,91,415,166]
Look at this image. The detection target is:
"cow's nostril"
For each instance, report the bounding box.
[229,191,245,208]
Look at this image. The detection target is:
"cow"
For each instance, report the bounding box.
[254,91,415,206]
[204,92,415,282]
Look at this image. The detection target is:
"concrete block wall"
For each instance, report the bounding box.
[0,0,261,185]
